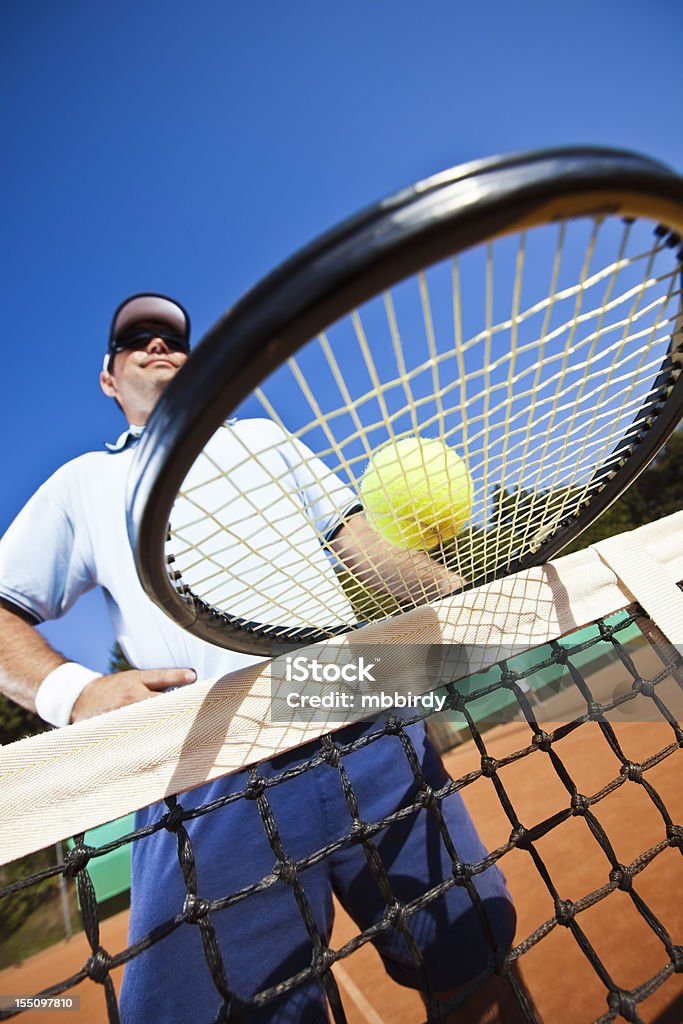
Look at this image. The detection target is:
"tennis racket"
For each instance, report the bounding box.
[127,146,683,655]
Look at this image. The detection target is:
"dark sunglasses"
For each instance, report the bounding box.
[111,329,190,355]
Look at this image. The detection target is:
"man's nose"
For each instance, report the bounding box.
[147,336,170,354]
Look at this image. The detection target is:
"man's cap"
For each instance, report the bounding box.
[106,293,191,369]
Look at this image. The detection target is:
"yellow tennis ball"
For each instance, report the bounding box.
[359,437,472,551]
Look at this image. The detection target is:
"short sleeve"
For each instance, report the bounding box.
[0,474,95,623]
[279,435,361,540]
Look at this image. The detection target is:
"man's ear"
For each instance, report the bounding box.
[100,369,117,399]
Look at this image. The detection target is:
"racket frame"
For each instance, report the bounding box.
[128,147,683,654]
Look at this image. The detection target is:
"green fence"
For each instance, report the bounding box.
[67,813,134,904]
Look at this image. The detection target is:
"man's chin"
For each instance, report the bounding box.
[147,364,183,387]
[147,361,180,373]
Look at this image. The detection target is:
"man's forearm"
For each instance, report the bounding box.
[0,601,197,726]
[328,513,463,606]
[0,603,66,713]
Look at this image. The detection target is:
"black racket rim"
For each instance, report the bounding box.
[128,146,683,655]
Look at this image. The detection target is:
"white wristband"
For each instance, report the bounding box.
[35,662,102,728]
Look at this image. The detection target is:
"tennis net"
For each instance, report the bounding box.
[0,513,682,1023]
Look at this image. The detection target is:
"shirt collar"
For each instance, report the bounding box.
[104,417,239,453]
[105,424,145,453]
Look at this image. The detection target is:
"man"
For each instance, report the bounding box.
[0,294,524,1023]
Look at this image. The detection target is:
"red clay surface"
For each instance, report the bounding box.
[1,719,681,1023]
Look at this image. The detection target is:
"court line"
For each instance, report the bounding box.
[333,962,388,1024]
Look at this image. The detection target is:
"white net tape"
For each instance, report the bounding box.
[1,511,682,865]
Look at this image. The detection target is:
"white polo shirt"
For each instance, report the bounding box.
[0,418,359,679]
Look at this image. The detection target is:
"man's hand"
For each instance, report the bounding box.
[0,602,197,726]
[328,513,463,608]
[71,668,197,723]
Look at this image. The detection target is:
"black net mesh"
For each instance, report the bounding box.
[1,599,681,1024]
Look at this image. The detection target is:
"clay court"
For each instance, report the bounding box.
[2,697,681,1024]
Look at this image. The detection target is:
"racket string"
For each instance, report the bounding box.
[166,216,682,634]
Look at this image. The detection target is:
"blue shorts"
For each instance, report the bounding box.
[119,723,516,1023]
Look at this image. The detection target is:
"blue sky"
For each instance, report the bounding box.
[2,0,682,673]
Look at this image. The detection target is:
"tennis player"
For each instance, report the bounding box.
[0,294,528,1023]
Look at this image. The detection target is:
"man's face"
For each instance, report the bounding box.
[100,321,189,424]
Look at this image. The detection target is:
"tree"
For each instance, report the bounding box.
[563,428,683,553]
[109,642,132,673]
[0,696,46,746]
